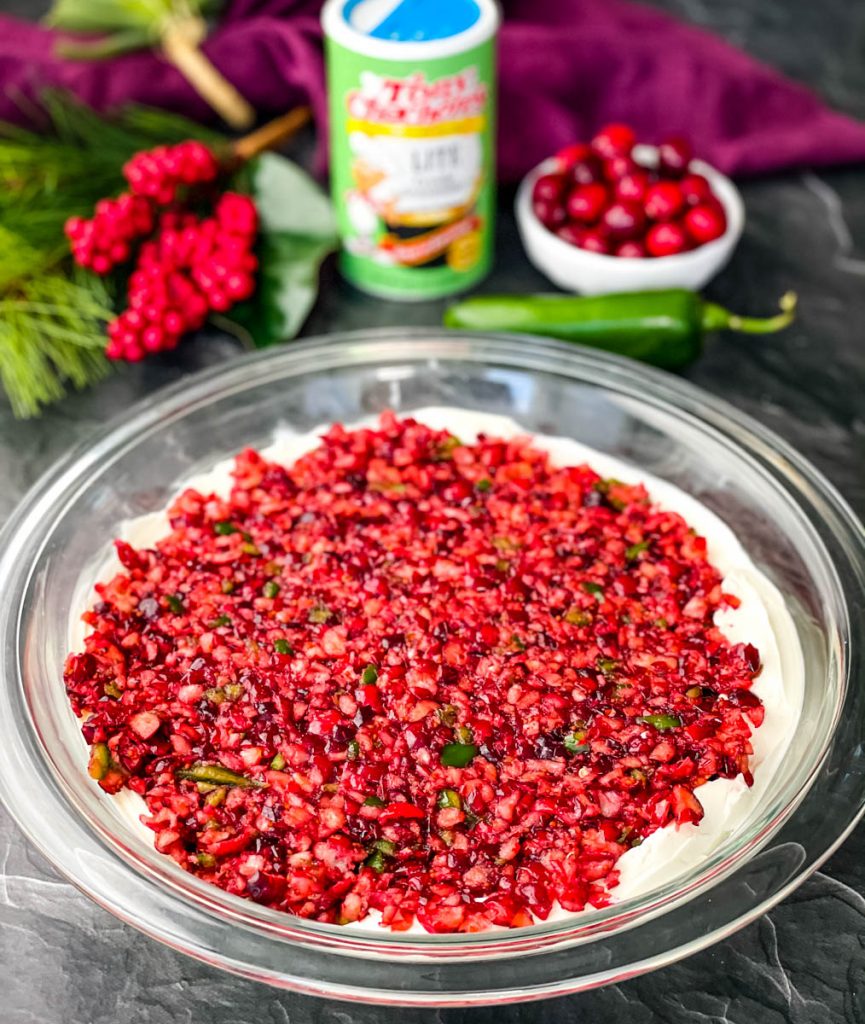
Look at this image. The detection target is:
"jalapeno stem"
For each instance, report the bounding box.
[701,292,797,335]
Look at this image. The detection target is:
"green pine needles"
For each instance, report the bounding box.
[0,92,222,417]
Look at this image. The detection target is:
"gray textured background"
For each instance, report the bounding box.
[2,0,865,1021]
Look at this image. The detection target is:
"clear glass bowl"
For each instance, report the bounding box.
[0,330,863,1006]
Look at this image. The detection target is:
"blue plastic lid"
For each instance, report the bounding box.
[345,0,481,42]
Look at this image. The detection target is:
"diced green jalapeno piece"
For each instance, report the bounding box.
[214,522,237,536]
[88,742,111,780]
[437,788,461,809]
[364,850,387,873]
[273,639,292,655]
[361,664,379,685]
[270,753,286,770]
[454,724,473,745]
[564,731,589,755]
[363,795,386,807]
[441,742,478,768]
[636,713,682,731]
[177,764,265,788]
[625,540,649,560]
[166,594,185,614]
[263,581,280,599]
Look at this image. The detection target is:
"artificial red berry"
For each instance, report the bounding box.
[680,173,712,206]
[658,136,693,178]
[555,223,584,247]
[615,240,648,258]
[216,193,258,237]
[601,200,646,240]
[65,193,155,274]
[123,140,219,204]
[533,173,566,204]
[103,189,259,361]
[565,183,608,223]
[590,123,636,160]
[613,171,650,204]
[644,181,685,221]
[645,221,690,257]
[684,203,727,244]
[532,197,567,231]
[578,229,611,255]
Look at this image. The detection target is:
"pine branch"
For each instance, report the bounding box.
[0,270,113,418]
[0,93,228,418]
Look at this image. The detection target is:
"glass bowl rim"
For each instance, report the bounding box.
[0,328,863,1003]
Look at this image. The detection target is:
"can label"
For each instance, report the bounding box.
[324,25,497,299]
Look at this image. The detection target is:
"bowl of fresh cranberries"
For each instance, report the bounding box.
[516,124,744,294]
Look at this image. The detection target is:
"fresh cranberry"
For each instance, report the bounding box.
[532,197,567,231]
[532,173,566,204]
[556,223,584,247]
[680,173,713,206]
[569,154,604,186]
[578,229,611,254]
[613,171,650,203]
[565,183,608,223]
[644,181,685,221]
[684,202,727,244]
[590,123,636,160]
[645,221,690,257]
[657,136,693,178]
[615,240,648,258]
[555,142,591,167]
[603,155,638,181]
[601,201,646,241]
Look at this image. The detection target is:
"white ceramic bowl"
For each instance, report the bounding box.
[515,145,745,295]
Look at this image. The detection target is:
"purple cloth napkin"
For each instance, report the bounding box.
[1,0,864,181]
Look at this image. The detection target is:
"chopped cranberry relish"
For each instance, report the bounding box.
[65,413,764,933]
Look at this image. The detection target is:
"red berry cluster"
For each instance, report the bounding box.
[66,140,259,362]
[106,195,258,362]
[65,195,154,276]
[123,141,219,205]
[532,124,728,258]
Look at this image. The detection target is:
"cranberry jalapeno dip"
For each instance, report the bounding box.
[64,409,800,934]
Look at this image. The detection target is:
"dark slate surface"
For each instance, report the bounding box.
[1,1,864,1021]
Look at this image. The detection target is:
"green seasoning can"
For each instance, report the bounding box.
[322,0,500,300]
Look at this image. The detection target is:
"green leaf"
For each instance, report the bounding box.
[56,28,157,60]
[46,0,220,36]
[226,154,337,347]
[251,152,337,238]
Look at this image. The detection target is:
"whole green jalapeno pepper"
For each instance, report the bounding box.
[443,290,797,369]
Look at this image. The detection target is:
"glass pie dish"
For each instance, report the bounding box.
[0,329,863,1006]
